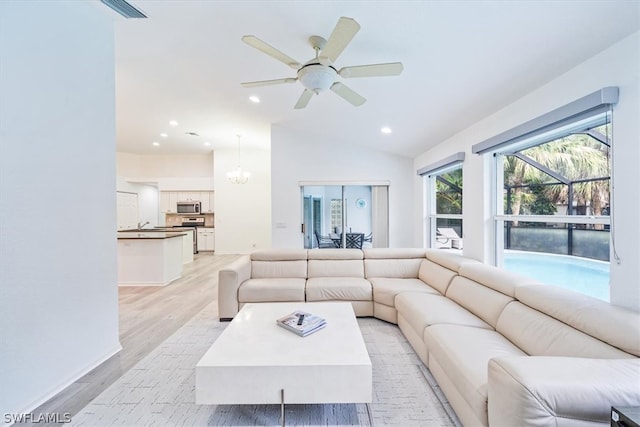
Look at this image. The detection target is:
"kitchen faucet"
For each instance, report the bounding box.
[137,221,150,230]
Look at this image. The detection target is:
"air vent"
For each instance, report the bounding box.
[185,132,200,137]
[100,0,147,19]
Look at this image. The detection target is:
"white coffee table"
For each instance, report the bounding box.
[196,302,372,424]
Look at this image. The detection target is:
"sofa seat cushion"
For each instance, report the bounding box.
[395,292,492,341]
[424,324,526,425]
[238,278,306,303]
[370,278,439,307]
[306,277,372,301]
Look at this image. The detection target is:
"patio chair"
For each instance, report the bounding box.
[363,232,373,248]
[436,228,463,249]
[315,230,337,248]
[345,233,364,249]
[435,231,452,249]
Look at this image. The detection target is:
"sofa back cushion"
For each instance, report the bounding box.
[308,260,364,278]
[458,263,538,298]
[250,249,308,279]
[417,259,456,295]
[425,249,479,272]
[445,276,514,328]
[363,248,426,278]
[496,301,635,358]
[308,248,364,278]
[364,259,423,279]
[515,284,640,357]
[363,248,426,259]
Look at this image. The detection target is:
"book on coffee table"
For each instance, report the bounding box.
[276,310,327,337]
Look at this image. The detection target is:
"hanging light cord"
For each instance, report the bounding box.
[236,134,242,168]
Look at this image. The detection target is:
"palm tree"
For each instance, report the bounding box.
[504,128,610,221]
[436,169,462,214]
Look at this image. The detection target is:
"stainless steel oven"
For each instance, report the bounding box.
[175,217,205,254]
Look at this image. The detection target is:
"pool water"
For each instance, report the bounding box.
[503,251,610,302]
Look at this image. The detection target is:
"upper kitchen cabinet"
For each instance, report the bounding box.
[200,191,214,213]
[160,191,178,213]
[179,192,200,202]
[160,191,213,213]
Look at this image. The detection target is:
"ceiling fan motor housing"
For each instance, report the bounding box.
[298,63,337,93]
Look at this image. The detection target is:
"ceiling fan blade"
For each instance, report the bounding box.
[339,62,404,78]
[330,82,366,107]
[294,89,314,109]
[241,78,297,88]
[242,35,301,69]
[320,17,360,64]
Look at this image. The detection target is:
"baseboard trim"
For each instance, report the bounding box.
[5,342,122,427]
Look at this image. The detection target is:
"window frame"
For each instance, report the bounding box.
[418,153,465,249]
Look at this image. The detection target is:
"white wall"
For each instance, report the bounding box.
[0,1,120,417]
[414,32,640,311]
[213,146,271,253]
[116,179,159,227]
[116,152,214,190]
[272,126,414,248]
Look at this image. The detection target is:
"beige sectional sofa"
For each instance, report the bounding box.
[218,248,640,427]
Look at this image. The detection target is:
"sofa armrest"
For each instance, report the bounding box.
[218,255,251,321]
[488,356,640,426]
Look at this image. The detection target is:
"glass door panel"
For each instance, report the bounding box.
[302,184,382,249]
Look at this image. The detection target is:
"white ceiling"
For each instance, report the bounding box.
[111,0,639,158]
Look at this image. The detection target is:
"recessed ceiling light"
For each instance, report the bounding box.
[204,141,211,147]
[249,95,260,103]
[169,120,178,126]
[381,126,392,134]
[160,132,168,138]
[152,141,160,146]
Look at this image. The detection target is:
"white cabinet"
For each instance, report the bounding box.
[197,228,215,252]
[200,191,214,213]
[160,191,213,214]
[179,192,200,202]
[160,191,178,213]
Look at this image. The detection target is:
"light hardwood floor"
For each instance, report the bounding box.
[19,253,241,426]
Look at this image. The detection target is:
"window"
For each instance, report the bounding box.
[472,87,617,301]
[330,199,342,233]
[419,153,464,250]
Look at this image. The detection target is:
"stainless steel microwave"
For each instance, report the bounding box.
[177,201,201,214]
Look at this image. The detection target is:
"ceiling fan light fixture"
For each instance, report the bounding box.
[298,64,337,93]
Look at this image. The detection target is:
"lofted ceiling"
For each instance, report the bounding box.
[110,0,639,158]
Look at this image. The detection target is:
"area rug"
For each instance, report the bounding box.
[70,303,460,426]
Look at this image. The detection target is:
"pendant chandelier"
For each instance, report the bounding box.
[227,134,251,184]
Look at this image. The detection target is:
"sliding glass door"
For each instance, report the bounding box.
[301,184,388,249]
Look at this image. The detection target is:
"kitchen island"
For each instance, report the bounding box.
[117,232,186,286]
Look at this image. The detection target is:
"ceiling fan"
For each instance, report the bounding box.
[240,17,404,109]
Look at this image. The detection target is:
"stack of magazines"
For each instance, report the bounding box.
[276,311,327,337]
